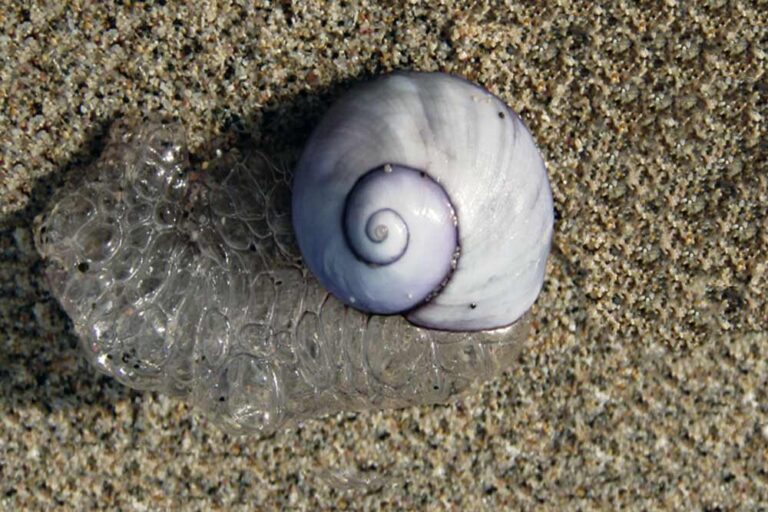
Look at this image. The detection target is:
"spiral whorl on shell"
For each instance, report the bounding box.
[293,72,553,331]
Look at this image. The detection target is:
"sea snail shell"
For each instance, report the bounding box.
[33,71,553,435]
[294,72,553,331]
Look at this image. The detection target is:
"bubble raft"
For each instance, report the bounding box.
[34,120,530,436]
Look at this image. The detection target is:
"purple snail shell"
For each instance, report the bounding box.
[293,71,554,331]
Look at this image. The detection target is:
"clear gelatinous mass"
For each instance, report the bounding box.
[35,119,531,435]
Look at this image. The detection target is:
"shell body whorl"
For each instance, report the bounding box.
[292,71,554,331]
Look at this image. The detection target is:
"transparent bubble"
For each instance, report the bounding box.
[78,223,120,262]
[219,355,280,434]
[237,323,275,358]
[111,246,142,281]
[198,309,230,369]
[51,193,97,236]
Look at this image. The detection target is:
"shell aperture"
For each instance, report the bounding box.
[293,72,554,331]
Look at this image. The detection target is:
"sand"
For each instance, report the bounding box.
[1,1,766,509]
